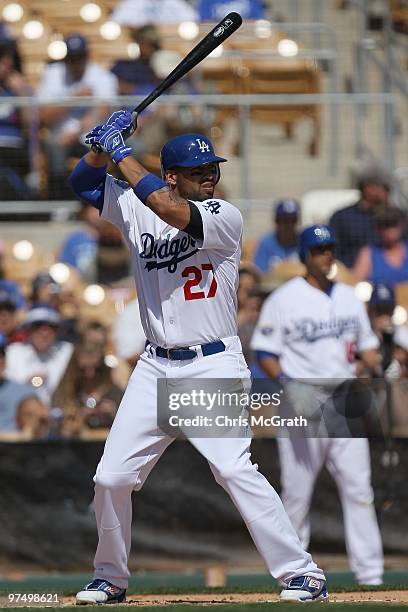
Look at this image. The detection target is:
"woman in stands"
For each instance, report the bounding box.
[52,336,123,437]
[353,207,408,287]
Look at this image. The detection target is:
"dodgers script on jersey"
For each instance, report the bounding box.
[251,277,379,378]
[101,175,242,347]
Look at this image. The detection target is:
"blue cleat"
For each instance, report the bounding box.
[75,578,126,605]
[280,575,329,603]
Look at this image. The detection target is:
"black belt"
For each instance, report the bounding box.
[148,340,226,361]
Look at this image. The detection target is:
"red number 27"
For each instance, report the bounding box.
[182,264,218,301]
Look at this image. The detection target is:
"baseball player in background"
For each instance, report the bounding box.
[251,225,384,585]
[69,111,328,604]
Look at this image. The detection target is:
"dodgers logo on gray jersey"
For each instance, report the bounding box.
[286,317,359,343]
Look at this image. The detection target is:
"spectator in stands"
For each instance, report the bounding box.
[0,41,32,199]
[329,170,391,268]
[0,335,46,436]
[352,207,408,286]
[80,319,108,352]
[58,202,100,282]
[96,220,131,284]
[111,58,157,100]
[129,23,162,67]
[367,284,408,379]
[0,21,23,71]
[5,307,73,406]
[111,24,159,97]
[198,0,264,20]
[368,284,395,333]
[37,34,118,198]
[111,0,197,28]
[367,284,396,374]
[252,199,300,274]
[237,266,260,322]
[53,337,123,436]
[0,289,25,345]
[113,298,146,369]
[51,320,110,437]
[31,272,61,309]
[16,395,49,440]
[30,271,79,343]
[383,324,408,434]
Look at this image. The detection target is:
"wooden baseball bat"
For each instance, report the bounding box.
[92,12,243,152]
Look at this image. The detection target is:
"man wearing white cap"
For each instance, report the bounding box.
[5,307,73,406]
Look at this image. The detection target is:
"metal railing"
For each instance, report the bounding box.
[3,91,396,197]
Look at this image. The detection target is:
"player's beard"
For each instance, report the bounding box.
[197,186,215,201]
[181,185,215,202]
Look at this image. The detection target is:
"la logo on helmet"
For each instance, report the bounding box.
[196,138,210,153]
[314,227,331,240]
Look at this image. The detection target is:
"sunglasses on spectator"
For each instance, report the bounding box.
[30,321,58,330]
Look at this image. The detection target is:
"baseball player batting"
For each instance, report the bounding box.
[69,110,327,604]
[251,225,384,585]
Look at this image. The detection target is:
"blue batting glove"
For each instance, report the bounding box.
[93,124,133,164]
[84,124,104,147]
[105,109,134,131]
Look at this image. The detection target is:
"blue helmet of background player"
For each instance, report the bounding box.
[160,133,227,184]
[369,283,395,308]
[298,224,336,263]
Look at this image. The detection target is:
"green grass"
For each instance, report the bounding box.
[0,570,406,596]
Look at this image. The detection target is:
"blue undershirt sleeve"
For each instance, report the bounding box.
[69,158,108,211]
[255,350,280,361]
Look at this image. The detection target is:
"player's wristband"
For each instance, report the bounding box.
[111,144,133,165]
[134,173,167,204]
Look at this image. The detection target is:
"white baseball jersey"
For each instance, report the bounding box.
[101,176,242,348]
[251,277,379,379]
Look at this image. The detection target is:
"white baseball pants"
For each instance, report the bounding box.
[92,336,325,588]
[277,436,384,585]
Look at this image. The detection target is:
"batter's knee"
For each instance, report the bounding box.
[212,458,257,485]
[340,480,375,505]
[94,469,136,491]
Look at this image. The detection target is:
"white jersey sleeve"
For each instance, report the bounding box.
[250,291,283,356]
[355,298,380,352]
[100,174,137,235]
[194,199,243,254]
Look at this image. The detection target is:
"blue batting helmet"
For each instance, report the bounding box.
[299,224,336,262]
[160,133,227,176]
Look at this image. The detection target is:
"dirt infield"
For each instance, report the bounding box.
[61,591,408,605]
